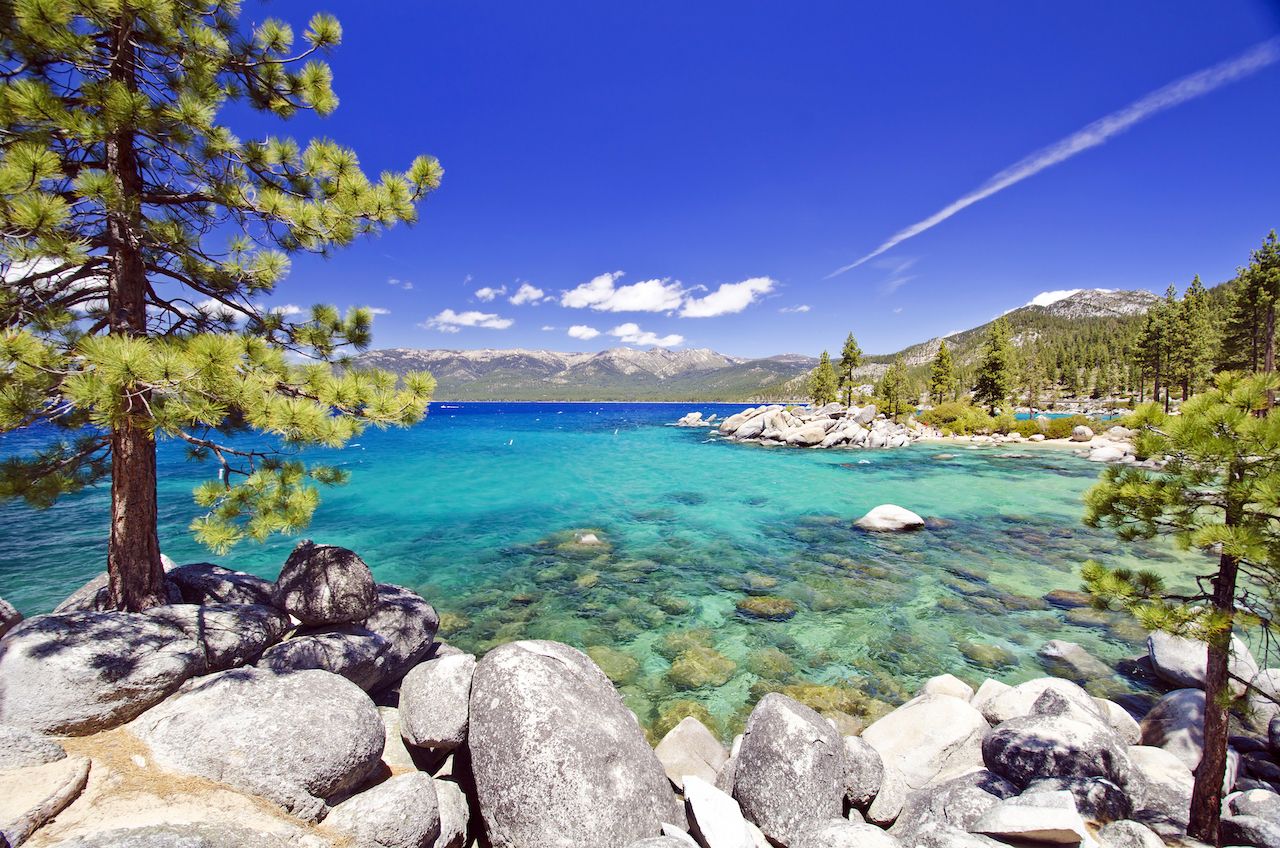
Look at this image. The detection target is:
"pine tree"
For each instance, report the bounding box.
[1221,269,1265,373]
[973,318,1013,414]
[1181,275,1216,398]
[809,350,838,405]
[837,332,862,406]
[877,355,908,417]
[0,5,442,609]
[928,340,955,404]
[1083,372,1280,843]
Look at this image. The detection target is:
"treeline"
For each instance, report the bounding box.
[808,229,1280,412]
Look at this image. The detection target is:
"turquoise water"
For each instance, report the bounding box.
[0,403,1199,737]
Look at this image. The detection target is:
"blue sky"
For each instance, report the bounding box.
[236,1,1280,358]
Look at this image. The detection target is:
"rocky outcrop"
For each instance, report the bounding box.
[0,724,66,770]
[362,583,440,687]
[271,541,377,626]
[49,823,294,847]
[399,652,477,753]
[0,611,203,735]
[0,595,20,639]
[468,640,683,848]
[129,666,385,821]
[706,403,933,450]
[731,693,844,847]
[981,691,1132,788]
[0,754,90,847]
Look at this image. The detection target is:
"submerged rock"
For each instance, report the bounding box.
[734,596,798,621]
[669,646,737,689]
[0,611,203,735]
[468,640,683,848]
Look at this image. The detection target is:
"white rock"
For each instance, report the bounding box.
[855,505,925,532]
[684,775,754,848]
[1147,630,1258,695]
[1071,425,1095,441]
[0,755,91,847]
[862,695,989,789]
[921,674,975,702]
[655,717,729,791]
[971,790,1091,844]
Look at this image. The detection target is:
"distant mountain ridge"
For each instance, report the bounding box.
[354,288,1160,401]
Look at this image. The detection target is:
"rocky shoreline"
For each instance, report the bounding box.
[0,538,1277,848]
[677,403,938,449]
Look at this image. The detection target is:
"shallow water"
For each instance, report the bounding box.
[0,403,1201,738]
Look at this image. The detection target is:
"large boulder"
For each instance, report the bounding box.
[271,541,377,626]
[655,716,729,791]
[144,603,290,671]
[434,779,471,848]
[981,691,1132,788]
[861,694,989,789]
[129,666,385,821]
[970,790,1091,844]
[794,818,902,848]
[976,677,1105,727]
[257,625,390,691]
[320,772,441,848]
[682,775,755,848]
[1038,641,1114,684]
[1248,669,1280,733]
[886,770,1016,841]
[1138,688,1205,770]
[0,611,203,735]
[1097,820,1165,848]
[1024,776,1132,823]
[53,556,180,612]
[1126,745,1193,837]
[167,562,274,606]
[1221,814,1280,848]
[842,736,884,808]
[731,693,845,846]
[1147,630,1258,694]
[854,505,925,532]
[49,824,293,847]
[468,641,683,848]
[399,652,477,753]
[361,584,440,687]
[1071,426,1094,442]
[866,764,908,826]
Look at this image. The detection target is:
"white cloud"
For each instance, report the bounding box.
[608,322,683,347]
[893,307,904,314]
[568,324,600,340]
[880,276,914,295]
[270,303,304,316]
[388,277,413,290]
[540,325,556,331]
[561,271,685,313]
[509,283,546,305]
[367,307,391,315]
[680,276,776,318]
[779,304,811,314]
[828,37,1280,277]
[474,285,506,302]
[420,309,514,332]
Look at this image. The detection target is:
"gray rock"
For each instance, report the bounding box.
[682,775,754,848]
[0,596,20,640]
[0,724,65,769]
[794,818,902,848]
[1147,630,1258,695]
[977,677,1105,727]
[0,611,203,735]
[1125,745,1192,837]
[468,640,683,848]
[52,556,181,613]
[48,824,292,847]
[167,562,274,606]
[1246,751,1280,784]
[1097,819,1165,848]
[731,693,844,847]
[399,653,477,753]
[129,666,384,821]
[1232,788,1280,822]
[866,763,908,826]
[1249,670,1280,733]
[655,716,729,791]
[1038,640,1114,683]
[257,625,390,691]
[433,779,470,848]
[271,541,377,626]
[1139,688,1205,770]
[1271,713,1280,756]
[912,822,1004,848]
[842,736,884,808]
[144,603,290,671]
[362,584,439,687]
[1071,425,1094,441]
[970,790,1091,844]
[321,772,441,848]
[1025,776,1132,823]
[854,505,925,532]
[920,674,975,701]
[0,754,90,847]
[887,770,1017,841]
[627,840,696,848]
[1094,699,1142,746]
[981,691,1131,788]
[862,694,989,789]
[1222,814,1280,848]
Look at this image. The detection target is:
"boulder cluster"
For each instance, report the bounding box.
[3,549,1280,848]
[682,403,936,449]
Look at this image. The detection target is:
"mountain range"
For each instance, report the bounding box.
[353,289,1160,402]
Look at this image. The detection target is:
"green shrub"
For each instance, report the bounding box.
[918,401,994,435]
[992,412,1018,434]
[1013,420,1041,438]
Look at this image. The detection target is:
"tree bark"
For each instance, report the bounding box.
[1187,548,1240,842]
[105,15,167,611]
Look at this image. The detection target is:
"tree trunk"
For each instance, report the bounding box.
[1187,549,1241,842]
[104,15,167,612]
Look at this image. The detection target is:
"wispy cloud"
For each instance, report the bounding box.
[779,304,811,314]
[366,307,391,315]
[388,277,413,290]
[608,322,683,347]
[474,285,506,302]
[827,38,1280,277]
[420,309,514,333]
